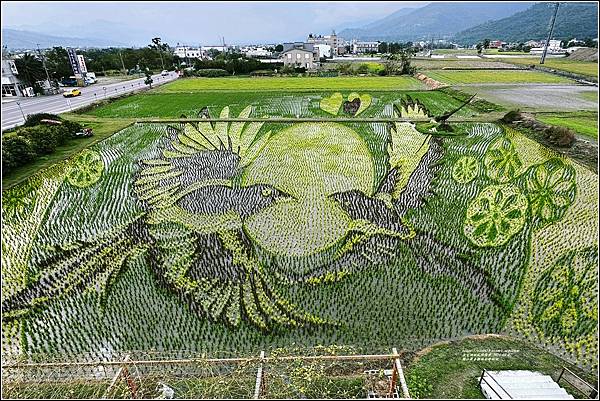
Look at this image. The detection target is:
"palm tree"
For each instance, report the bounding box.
[14,53,45,89]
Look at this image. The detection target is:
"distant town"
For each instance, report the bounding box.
[3,30,598,99]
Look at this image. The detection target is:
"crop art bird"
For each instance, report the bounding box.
[329,96,495,301]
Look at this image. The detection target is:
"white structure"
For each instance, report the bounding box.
[307,31,341,56]
[1,59,27,97]
[480,370,573,399]
[530,39,565,55]
[243,47,272,58]
[174,46,203,59]
[352,40,380,54]
[314,44,331,58]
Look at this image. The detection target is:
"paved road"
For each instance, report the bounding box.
[1,72,178,130]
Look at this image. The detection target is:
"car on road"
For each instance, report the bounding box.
[161,70,169,76]
[63,88,82,97]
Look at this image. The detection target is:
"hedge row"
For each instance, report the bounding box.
[2,114,83,177]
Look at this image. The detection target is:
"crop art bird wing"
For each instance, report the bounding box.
[2,217,151,320]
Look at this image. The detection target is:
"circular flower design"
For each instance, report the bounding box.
[464,184,528,247]
[67,149,104,188]
[523,158,576,228]
[532,247,598,339]
[452,155,479,184]
[483,137,522,183]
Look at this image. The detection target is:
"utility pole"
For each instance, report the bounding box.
[541,2,560,65]
[119,50,126,74]
[37,43,52,89]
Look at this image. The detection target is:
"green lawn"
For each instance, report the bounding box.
[497,58,599,79]
[535,111,598,140]
[424,69,575,85]
[404,335,597,399]
[156,76,426,92]
[2,118,134,189]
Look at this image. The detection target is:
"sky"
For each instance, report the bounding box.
[2,1,428,45]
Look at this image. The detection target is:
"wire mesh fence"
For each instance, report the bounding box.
[2,347,411,399]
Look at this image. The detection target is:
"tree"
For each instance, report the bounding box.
[476,43,483,54]
[378,42,389,53]
[275,44,284,52]
[483,38,490,53]
[14,53,45,89]
[149,37,166,70]
[383,48,416,75]
[45,47,72,80]
[144,68,154,88]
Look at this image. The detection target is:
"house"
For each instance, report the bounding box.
[488,40,507,49]
[280,42,319,69]
[1,59,27,97]
[352,40,380,54]
[307,31,341,56]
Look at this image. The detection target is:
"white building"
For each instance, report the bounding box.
[314,44,331,58]
[1,59,27,97]
[174,46,203,59]
[307,32,341,56]
[529,40,565,55]
[352,41,380,54]
[243,47,272,58]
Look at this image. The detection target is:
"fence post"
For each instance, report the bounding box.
[254,351,265,399]
[392,348,411,399]
[103,354,130,399]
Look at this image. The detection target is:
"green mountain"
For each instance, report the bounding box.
[453,2,599,45]
[339,2,534,42]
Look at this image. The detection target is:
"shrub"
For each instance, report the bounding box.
[2,134,34,175]
[23,113,62,127]
[500,110,522,124]
[17,126,59,155]
[544,125,576,147]
[62,120,83,136]
[195,69,230,77]
[251,70,276,77]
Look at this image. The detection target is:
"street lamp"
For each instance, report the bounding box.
[103,87,107,98]
[16,101,26,121]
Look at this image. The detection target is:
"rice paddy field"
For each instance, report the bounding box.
[535,111,599,140]
[1,78,598,379]
[497,58,599,79]
[424,69,575,85]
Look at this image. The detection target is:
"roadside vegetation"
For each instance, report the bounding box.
[2,115,133,188]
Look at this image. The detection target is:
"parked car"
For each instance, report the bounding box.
[84,77,97,85]
[63,88,81,97]
[161,70,169,76]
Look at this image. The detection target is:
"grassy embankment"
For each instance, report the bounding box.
[404,335,597,399]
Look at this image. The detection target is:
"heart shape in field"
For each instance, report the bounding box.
[320,92,343,115]
[347,92,372,116]
[342,97,361,116]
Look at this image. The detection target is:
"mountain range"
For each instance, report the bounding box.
[3,2,598,50]
[2,28,127,49]
[453,2,599,44]
[339,2,534,42]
